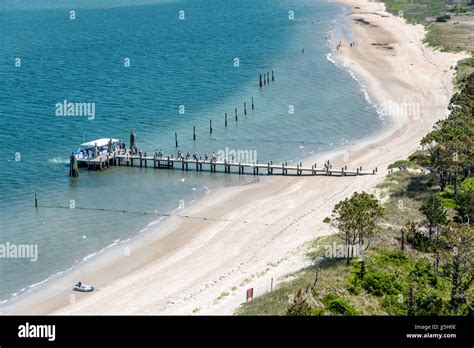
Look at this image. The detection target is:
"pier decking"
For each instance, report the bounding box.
[79,152,377,177]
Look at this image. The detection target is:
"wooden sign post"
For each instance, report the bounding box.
[246,288,254,302]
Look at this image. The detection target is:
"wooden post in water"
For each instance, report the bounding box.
[193,126,196,141]
[244,102,247,115]
[209,119,213,134]
[235,108,238,121]
[263,72,266,85]
[259,74,262,87]
[272,70,274,82]
[34,193,38,208]
[252,97,254,110]
[175,133,178,147]
[267,71,270,84]
[225,113,228,127]
[69,152,79,177]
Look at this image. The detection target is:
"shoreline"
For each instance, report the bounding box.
[2,0,467,315]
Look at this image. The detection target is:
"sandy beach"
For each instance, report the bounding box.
[3,0,466,315]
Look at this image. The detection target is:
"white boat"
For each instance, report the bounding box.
[73,282,95,292]
[74,138,121,167]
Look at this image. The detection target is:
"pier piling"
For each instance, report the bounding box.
[193,125,196,141]
[259,74,262,87]
[272,70,274,82]
[175,132,178,147]
[244,102,247,115]
[235,108,238,121]
[69,152,79,177]
[252,97,254,110]
[34,193,38,208]
[225,113,228,127]
[209,119,213,134]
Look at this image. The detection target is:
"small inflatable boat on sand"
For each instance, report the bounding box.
[73,281,94,292]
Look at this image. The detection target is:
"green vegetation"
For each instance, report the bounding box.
[419,195,447,237]
[387,159,419,170]
[435,14,451,22]
[323,192,384,276]
[237,169,473,315]
[381,0,474,52]
[457,58,474,86]
[382,0,449,24]
[414,72,474,203]
[237,76,473,315]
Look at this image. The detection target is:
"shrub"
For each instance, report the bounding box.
[413,288,444,316]
[387,159,418,170]
[362,270,403,297]
[321,293,357,316]
[377,250,409,266]
[435,15,451,22]
[407,229,433,252]
[408,259,438,288]
[286,289,313,316]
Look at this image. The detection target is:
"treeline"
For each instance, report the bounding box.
[414,72,473,224]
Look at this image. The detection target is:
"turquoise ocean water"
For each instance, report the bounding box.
[0,0,384,302]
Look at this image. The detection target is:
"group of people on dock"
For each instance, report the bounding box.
[151,149,237,164]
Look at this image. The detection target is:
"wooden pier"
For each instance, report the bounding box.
[80,152,377,177]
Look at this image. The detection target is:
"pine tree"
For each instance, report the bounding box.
[419,195,447,238]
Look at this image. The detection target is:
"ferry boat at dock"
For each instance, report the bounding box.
[74,138,122,167]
